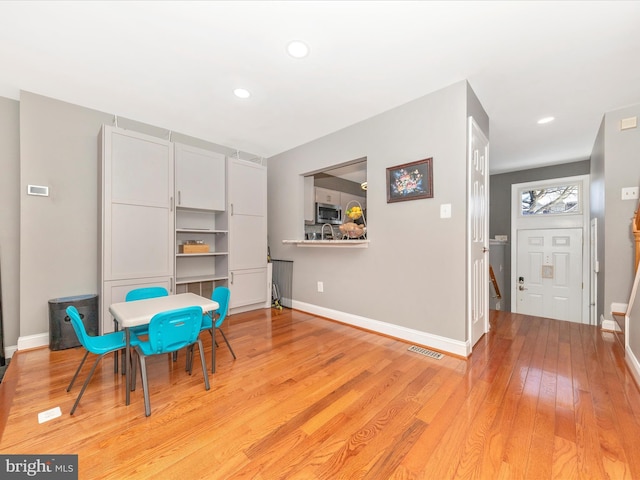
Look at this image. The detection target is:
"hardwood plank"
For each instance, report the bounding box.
[3,308,640,479]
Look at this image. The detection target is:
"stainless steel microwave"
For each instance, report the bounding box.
[316,202,342,225]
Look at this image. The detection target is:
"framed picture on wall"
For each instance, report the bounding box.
[386,157,433,203]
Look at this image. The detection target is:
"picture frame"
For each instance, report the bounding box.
[386,157,433,203]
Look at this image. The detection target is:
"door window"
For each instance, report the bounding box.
[520,183,581,216]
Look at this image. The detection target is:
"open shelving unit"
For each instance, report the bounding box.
[175,208,228,297]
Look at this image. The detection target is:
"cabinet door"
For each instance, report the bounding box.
[229,268,267,308]
[175,143,225,211]
[229,215,267,270]
[228,158,266,216]
[315,187,341,205]
[101,126,174,281]
[304,176,315,224]
[101,277,172,333]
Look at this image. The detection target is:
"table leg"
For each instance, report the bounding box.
[125,327,131,406]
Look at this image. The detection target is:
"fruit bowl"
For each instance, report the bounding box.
[345,205,363,220]
[339,222,366,239]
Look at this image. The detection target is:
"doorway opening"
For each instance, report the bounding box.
[511,175,591,324]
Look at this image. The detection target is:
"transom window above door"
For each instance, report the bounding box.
[520,183,581,216]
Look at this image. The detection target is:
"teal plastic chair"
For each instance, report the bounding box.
[125,286,169,336]
[188,286,235,374]
[131,306,209,416]
[66,306,139,415]
[125,286,180,363]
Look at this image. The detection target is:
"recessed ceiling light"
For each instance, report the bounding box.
[287,40,309,59]
[537,116,555,124]
[233,88,251,99]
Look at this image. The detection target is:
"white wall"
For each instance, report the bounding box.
[591,104,640,325]
[268,81,486,350]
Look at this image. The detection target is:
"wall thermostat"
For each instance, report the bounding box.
[28,185,49,196]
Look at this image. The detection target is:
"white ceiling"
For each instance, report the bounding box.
[1,1,639,174]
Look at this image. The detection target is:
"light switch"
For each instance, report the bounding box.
[440,204,452,218]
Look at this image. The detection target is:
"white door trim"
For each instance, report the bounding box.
[510,174,591,324]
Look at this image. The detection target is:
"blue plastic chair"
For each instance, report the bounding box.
[66,306,139,415]
[125,286,169,336]
[188,286,235,374]
[131,306,210,416]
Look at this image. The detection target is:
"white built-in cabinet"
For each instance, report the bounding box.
[99,125,175,333]
[228,158,268,311]
[315,187,341,205]
[100,129,269,331]
[304,176,315,224]
[174,144,228,299]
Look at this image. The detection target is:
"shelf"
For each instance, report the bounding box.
[282,239,369,249]
[177,228,228,234]
[176,252,228,257]
[176,274,229,285]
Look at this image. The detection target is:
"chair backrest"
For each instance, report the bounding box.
[66,306,93,351]
[211,287,230,328]
[146,306,203,354]
[126,287,169,302]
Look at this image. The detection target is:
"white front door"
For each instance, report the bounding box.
[516,228,583,321]
[468,117,489,347]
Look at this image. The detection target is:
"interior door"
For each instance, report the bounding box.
[516,228,583,321]
[468,117,489,347]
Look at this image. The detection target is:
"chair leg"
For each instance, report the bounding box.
[196,339,210,391]
[217,328,236,359]
[70,354,104,415]
[185,345,194,374]
[137,354,151,417]
[67,350,90,392]
[210,330,215,373]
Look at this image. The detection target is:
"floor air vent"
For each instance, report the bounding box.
[408,345,444,360]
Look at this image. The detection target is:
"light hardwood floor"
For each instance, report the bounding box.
[2,308,640,479]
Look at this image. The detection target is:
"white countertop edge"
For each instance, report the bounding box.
[282,239,369,248]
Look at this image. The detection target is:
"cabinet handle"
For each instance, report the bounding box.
[230,272,234,284]
[170,196,174,212]
[230,203,234,216]
[178,191,181,206]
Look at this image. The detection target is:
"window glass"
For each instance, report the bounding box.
[520,184,580,216]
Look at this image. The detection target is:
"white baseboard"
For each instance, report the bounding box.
[4,344,18,359]
[292,300,469,357]
[625,344,640,389]
[17,332,49,352]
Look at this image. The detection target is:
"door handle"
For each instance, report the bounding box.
[482,247,489,253]
[519,285,528,291]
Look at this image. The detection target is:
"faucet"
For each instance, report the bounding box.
[321,223,335,240]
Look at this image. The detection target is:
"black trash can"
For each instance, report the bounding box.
[49,294,98,351]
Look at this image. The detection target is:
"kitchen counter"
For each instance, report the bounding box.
[282,239,369,248]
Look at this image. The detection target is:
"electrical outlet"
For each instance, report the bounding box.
[622,187,639,200]
[317,281,324,293]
